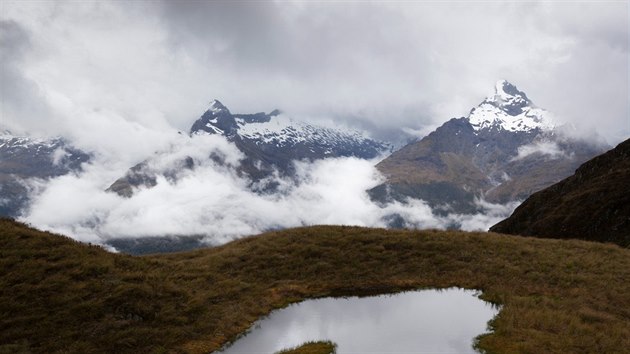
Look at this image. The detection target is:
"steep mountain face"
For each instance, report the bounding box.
[491,139,630,247]
[371,80,605,214]
[191,100,390,168]
[108,101,391,196]
[0,133,90,217]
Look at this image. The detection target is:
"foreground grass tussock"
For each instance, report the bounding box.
[1,218,629,353]
[275,341,336,354]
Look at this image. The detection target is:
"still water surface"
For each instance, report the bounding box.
[216,288,499,354]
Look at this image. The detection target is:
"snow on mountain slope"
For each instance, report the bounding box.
[468,80,555,132]
[0,132,90,217]
[236,114,383,153]
[191,99,392,159]
[107,101,392,197]
[1,133,62,154]
[0,133,89,175]
[372,80,604,216]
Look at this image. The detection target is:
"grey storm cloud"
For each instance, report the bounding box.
[2,0,627,245]
[0,19,52,132]
[156,1,629,143]
[1,0,628,147]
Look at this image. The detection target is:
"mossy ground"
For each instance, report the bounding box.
[1,218,628,353]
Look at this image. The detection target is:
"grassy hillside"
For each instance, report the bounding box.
[1,218,629,353]
[492,138,630,247]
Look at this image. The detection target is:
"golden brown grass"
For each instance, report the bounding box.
[1,218,628,353]
[275,341,336,354]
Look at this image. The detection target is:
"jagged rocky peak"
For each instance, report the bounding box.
[208,99,230,114]
[190,100,283,135]
[468,80,554,133]
[109,99,392,198]
[190,99,236,136]
[188,98,393,160]
[485,80,531,114]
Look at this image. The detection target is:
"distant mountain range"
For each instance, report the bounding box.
[370,80,606,214]
[491,138,630,247]
[0,82,614,242]
[193,100,390,161]
[107,100,391,196]
[0,133,90,217]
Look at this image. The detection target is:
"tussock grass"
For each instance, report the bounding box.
[1,218,628,353]
[275,341,336,354]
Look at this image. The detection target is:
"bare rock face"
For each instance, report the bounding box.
[371,81,605,214]
[491,138,630,247]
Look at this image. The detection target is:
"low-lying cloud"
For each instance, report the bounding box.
[22,135,517,248]
[511,141,570,161]
[7,1,621,248]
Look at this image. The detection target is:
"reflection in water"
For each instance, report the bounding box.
[216,288,499,354]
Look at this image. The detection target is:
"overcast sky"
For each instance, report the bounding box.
[1,0,628,155]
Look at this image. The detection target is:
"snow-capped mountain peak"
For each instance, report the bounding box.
[468,80,554,133]
[234,113,382,151]
[108,101,392,199]
[190,100,391,160]
[486,80,531,113]
[190,99,238,136]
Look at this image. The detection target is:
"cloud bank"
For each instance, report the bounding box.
[2,1,625,247]
[512,141,570,161]
[22,135,518,246]
[1,0,628,148]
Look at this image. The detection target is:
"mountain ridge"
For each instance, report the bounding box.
[0,134,90,217]
[108,101,392,197]
[371,80,605,215]
[490,138,630,247]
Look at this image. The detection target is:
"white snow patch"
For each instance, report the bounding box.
[204,123,224,134]
[468,102,554,132]
[468,81,554,133]
[235,114,376,148]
